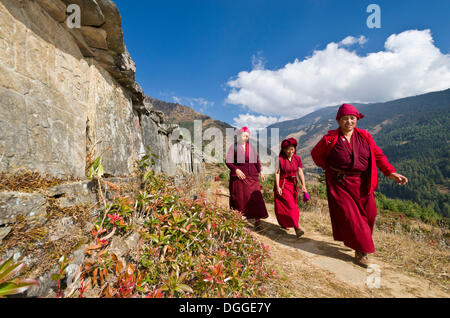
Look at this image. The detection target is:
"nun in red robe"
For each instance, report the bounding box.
[311,104,408,267]
[274,138,308,238]
[225,127,268,230]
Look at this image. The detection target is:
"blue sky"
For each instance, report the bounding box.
[115,0,450,129]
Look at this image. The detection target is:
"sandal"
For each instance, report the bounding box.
[355,251,370,268]
[295,227,305,238]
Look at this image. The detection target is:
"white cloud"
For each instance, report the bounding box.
[172,96,215,112]
[339,35,367,46]
[251,51,267,70]
[233,113,292,131]
[226,29,450,119]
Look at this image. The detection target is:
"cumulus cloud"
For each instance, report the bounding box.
[233,113,292,131]
[339,35,367,46]
[226,29,450,119]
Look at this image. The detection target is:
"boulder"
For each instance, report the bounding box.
[91,48,116,65]
[0,192,47,226]
[62,0,105,26]
[35,0,67,23]
[62,23,95,57]
[96,0,125,53]
[80,25,108,49]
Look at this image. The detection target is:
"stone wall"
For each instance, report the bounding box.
[0,0,203,180]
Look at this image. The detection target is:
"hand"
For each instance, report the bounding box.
[301,185,307,193]
[276,186,283,197]
[388,172,408,186]
[260,173,265,182]
[236,169,246,180]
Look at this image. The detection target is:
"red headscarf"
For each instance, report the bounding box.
[336,103,365,120]
[237,126,250,135]
[280,137,298,156]
[279,137,302,175]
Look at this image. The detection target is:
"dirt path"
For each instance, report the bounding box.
[203,171,448,298]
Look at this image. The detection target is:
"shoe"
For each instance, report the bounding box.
[255,220,263,232]
[355,251,369,268]
[295,227,305,238]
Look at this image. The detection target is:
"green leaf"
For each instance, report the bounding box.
[51,273,60,281]
[136,286,147,293]
[144,171,152,181]
[0,261,24,284]
[0,257,14,274]
[98,163,104,177]
[0,257,15,282]
[88,165,95,178]
[0,279,39,297]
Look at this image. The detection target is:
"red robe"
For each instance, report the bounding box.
[311,128,396,253]
[274,154,303,229]
[225,142,268,220]
[311,127,396,194]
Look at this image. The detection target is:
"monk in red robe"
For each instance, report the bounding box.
[226,127,268,230]
[311,104,408,267]
[274,138,308,238]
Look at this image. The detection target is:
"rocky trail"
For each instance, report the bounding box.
[203,167,448,298]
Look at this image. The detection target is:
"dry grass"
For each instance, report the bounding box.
[374,231,449,291]
[260,245,384,298]
[0,169,78,193]
[298,197,450,292]
[0,199,95,278]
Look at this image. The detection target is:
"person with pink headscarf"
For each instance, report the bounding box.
[311,104,408,267]
[225,127,268,230]
[274,137,308,238]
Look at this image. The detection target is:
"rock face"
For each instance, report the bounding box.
[0,1,205,298]
[0,192,47,226]
[0,0,204,179]
[62,0,105,27]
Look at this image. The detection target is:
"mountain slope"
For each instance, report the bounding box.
[145,96,233,136]
[267,88,450,217]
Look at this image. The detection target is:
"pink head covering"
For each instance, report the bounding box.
[237,126,250,135]
[336,104,365,120]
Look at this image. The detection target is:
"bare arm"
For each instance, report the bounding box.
[274,166,282,196]
[298,167,307,192]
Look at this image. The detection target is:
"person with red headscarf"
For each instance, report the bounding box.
[225,127,268,230]
[311,104,408,267]
[274,137,308,238]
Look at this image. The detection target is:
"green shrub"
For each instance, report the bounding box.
[374,191,442,223]
[136,172,273,297]
[86,169,273,298]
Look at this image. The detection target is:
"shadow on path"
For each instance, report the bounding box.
[251,219,355,263]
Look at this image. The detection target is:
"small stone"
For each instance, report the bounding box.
[0,226,12,243]
[65,263,81,286]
